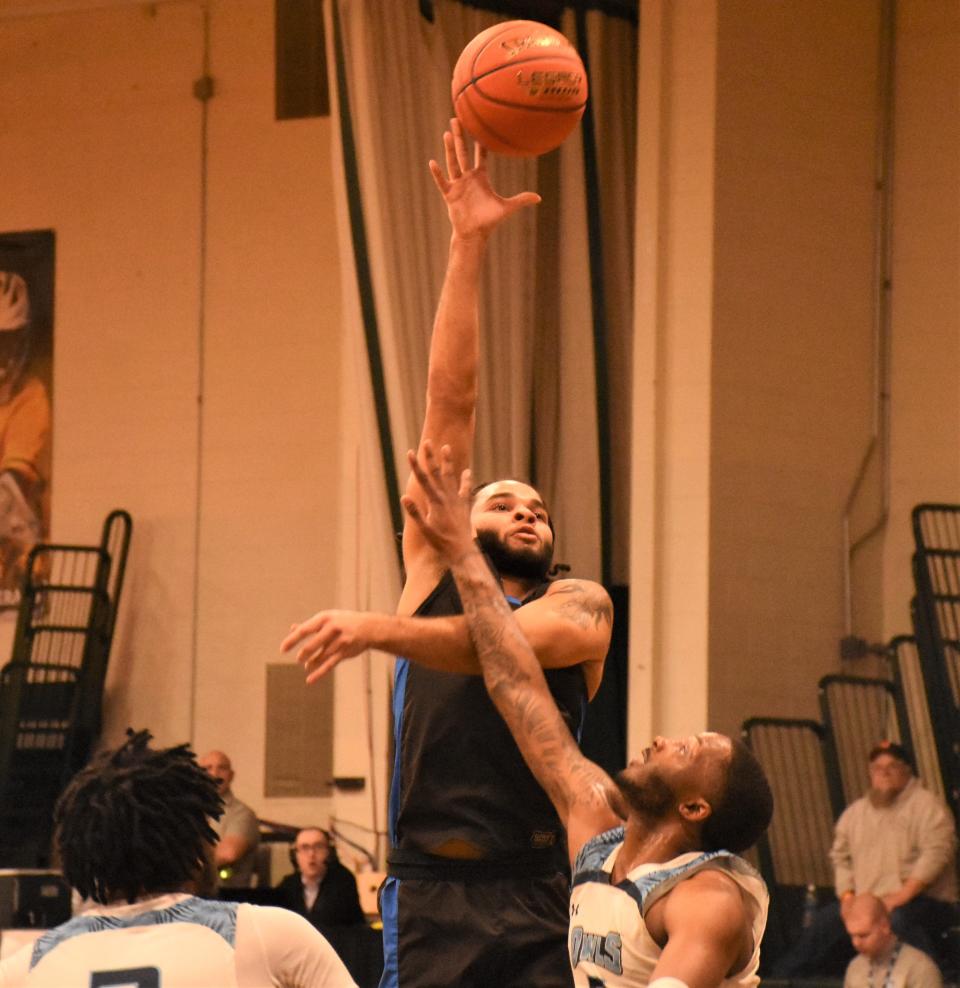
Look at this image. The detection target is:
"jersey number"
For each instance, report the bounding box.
[91,968,160,988]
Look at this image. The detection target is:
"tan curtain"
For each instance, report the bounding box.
[327,0,636,852]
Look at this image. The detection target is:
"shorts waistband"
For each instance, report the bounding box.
[387,846,565,882]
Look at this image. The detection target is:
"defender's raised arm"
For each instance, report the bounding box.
[401,442,620,861]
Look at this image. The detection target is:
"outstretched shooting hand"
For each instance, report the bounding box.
[428,118,540,241]
[281,609,373,684]
[401,441,476,564]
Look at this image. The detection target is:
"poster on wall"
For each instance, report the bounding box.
[0,231,54,608]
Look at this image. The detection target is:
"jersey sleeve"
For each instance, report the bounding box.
[236,904,357,987]
[0,942,33,986]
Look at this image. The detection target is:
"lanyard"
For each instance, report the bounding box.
[868,940,902,988]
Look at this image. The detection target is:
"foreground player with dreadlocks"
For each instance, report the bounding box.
[0,730,356,987]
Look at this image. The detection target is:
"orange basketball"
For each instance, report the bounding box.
[451,20,588,157]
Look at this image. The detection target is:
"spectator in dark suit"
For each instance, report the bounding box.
[275,827,365,933]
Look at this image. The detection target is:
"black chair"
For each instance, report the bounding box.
[911,504,960,819]
[0,662,81,864]
[818,673,910,805]
[742,717,842,970]
[0,510,132,865]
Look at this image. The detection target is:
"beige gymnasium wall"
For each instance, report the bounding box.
[1,0,344,827]
[708,0,960,733]
[629,0,960,748]
[883,1,960,640]
[708,1,881,734]
[3,0,957,834]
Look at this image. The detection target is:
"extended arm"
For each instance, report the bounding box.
[399,121,539,614]
[400,443,621,858]
[281,576,610,695]
[448,544,620,854]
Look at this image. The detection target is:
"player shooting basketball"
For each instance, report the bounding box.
[283,120,613,987]
[400,442,774,988]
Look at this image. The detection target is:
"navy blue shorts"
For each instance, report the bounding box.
[379,871,573,988]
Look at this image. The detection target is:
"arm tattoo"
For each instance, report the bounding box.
[549,582,613,632]
[451,554,614,819]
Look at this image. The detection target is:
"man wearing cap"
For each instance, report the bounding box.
[773,740,957,976]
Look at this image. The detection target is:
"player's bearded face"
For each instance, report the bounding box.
[613,766,676,820]
[475,526,554,582]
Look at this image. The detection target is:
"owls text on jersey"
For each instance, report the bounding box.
[0,892,357,988]
[568,828,769,988]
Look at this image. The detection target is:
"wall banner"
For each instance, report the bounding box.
[0,231,54,607]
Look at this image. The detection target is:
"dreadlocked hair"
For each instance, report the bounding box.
[54,728,223,905]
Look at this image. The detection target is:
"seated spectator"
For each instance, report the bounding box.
[275,827,365,932]
[773,741,957,976]
[843,894,942,988]
[199,749,260,888]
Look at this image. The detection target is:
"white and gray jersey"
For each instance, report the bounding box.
[568,828,769,988]
[0,892,357,987]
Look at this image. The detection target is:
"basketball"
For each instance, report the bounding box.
[451,20,588,157]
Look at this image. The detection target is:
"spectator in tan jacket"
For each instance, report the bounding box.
[773,741,956,977]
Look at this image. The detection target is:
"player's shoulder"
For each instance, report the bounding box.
[542,579,614,631]
[659,865,749,936]
[397,559,448,616]
[234,903,323,957]
[237,901,312,929]
[544,577,613,613]
[636,850,760,913]
[545,576,608,595]
[236,901,328,944]
[572,825,624,880]
[235,904,357,986]
[676,862,745,897]
[0,940,32,985]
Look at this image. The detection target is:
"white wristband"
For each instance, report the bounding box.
[649,979,690,988]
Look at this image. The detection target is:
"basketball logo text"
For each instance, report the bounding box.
[569,927,623,975]
[514,70,584,100]
[500,33,565,58]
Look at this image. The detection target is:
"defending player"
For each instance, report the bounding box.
[283,121,613,987]
[0,730,355,987]
[400,442,773,988]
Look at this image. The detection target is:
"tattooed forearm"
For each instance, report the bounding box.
[450,551,614,820]
[549,582,614,632]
